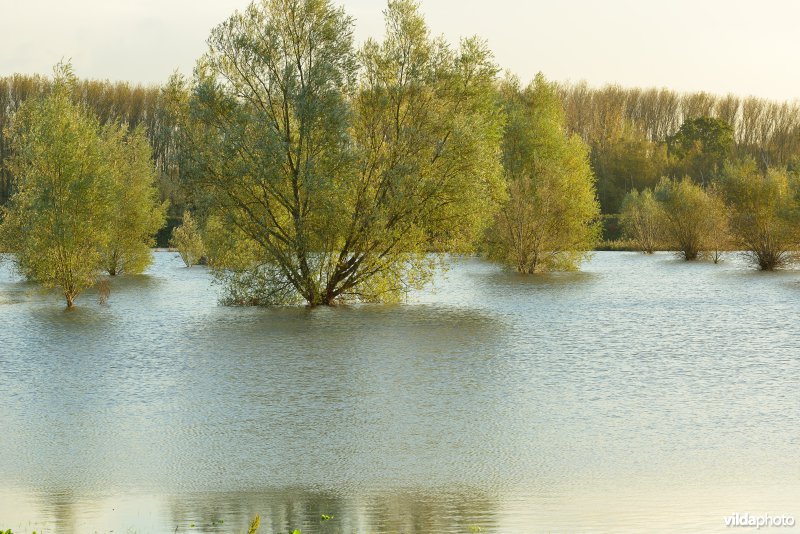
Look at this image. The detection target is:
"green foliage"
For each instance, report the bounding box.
[654,177,729,261]
[0,63,115,308]
[667,116,734,183]
[7,66,800,227]
[189,0,503,306]
[719,159,800,270]
[485,74,600,273]
[591,125,668,214]
[0,62,166,307]
[247,514,260,534]
[702,183,732,264]
[169,211,205,267]
[619,188,662,254]
[558,85,800,219]
[102,123,167,275]
[156,72,194,220]
[0,73,194,238]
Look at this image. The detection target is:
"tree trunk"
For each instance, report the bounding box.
[758,252,777,271]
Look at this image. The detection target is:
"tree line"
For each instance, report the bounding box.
[1,0,799,309]
[0,72,188,240]
[6,57,800,228]
[558,83,800,216]
[621,161,800,270]
[0,0,599,308]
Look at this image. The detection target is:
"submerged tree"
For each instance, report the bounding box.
[654,176,729,261]
[619,188,662,254]
[102,124,167,276]
[170,211,205,267]
[485,75,599,273]
[189,0,503,306]
[0,64,114,308]
[720,159,800,270]
[703,183,732,263]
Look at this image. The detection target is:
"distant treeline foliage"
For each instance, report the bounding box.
[4,77,800,225]
[558,83,800,215]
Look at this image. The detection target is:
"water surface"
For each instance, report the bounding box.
[1,252,799,533]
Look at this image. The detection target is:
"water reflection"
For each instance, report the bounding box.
[166,490,500,534]
[5,484,799,533]
[1,488,501,533]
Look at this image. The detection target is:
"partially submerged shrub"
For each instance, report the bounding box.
[0,63,114,308]
[97,278,111,305]
[654,177,729,261]
[619,189,662,254]
[485,75,600,273]
[169,211,205,267]
[720,159,800,270]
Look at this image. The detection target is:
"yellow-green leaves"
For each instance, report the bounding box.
[0,62,165,307]
[191,0,504,305]
[486,75,600,273]
[102,123,167,276]
[170,211,205,268]
[720,159,800,270]
[654,176,729,261]
[1,66,114,307]
[247,515,260,534]
[619,189,662,254]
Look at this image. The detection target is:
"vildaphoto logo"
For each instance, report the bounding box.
[724,512,796,529]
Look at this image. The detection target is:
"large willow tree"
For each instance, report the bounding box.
[189,0,503,306]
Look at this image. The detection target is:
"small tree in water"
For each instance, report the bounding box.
[0,63,114,308]
[654,176,729,261]
[703,183,732,264]
[102,123,168,276]
[619,188,662,254]
[720,159,800,270]
[485,75,600,273]
[169,211,205,267]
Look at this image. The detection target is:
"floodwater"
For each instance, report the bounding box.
[1,252,799,533]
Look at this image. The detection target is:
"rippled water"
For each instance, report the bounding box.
[1,252,799,533]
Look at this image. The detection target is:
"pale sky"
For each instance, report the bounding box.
[2,0,799,101]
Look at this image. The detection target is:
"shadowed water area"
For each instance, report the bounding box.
[1,251,799,533]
